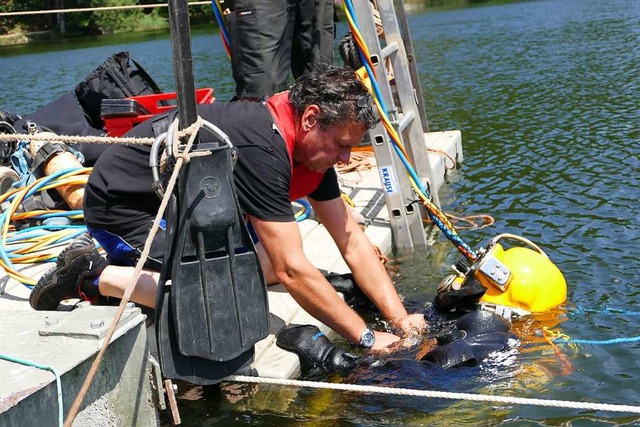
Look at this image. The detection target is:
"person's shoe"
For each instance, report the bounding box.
[30,233,108,310]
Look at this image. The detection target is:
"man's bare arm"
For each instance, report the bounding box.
[248,215,400,349]
[310,196,426,335]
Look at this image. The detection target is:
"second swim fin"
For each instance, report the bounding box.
[171,140,269,361]
[156,133,269,384]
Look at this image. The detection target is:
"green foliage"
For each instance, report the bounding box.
[0,1,13,34]
[91,0,166,34]
[47,0,164,35]
[189,5,216,25]
[1,0,51,33]
[1,0,214,37]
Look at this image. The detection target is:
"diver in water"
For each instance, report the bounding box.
[278,249,566,376]
[275,275,511,374]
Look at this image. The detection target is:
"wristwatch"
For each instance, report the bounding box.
[359,327,376,348]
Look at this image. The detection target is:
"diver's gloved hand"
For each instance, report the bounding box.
[0,110,21,126]
[326,346,361,373]
[276,325,361,375]
[419,311,512,368]
[322,271,374,310]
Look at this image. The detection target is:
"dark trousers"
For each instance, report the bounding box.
[87,219,166,272]
[87,218,259,273]
[226,0,335,99]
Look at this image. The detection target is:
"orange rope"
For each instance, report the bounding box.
[336,151,375,174]
[424,213,495,230]
[542,327,574,375]
[427,147,457,170]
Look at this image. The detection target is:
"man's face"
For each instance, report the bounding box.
[295,105,367,173]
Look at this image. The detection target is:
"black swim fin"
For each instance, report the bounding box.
[156,138,269,384]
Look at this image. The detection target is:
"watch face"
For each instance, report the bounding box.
[360,328,375,348]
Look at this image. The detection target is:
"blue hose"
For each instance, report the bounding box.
[0,353,63,426]
[294,198,312,222]
[553,306,640,346]
[555,336,640,345]
[0,167,89,286]
[210,0,230,51]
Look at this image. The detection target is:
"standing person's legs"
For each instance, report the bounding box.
[315,0,336,66]
[291,0,314,79]
[226,0,296,99]
[291,0,335,79]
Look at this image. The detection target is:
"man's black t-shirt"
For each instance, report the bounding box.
[84,101,340,232]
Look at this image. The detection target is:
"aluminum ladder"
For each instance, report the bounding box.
[350,0,440,250]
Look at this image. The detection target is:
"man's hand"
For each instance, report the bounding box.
[373,330,425,354]
[389,313,427,336]
[366,315,428,352]
[372,331,400,351]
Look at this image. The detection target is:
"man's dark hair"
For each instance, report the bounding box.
[289,64,379,130]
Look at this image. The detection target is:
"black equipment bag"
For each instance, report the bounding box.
[74,51,164,129]
[12,51,164,166]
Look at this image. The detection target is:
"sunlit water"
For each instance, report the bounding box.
[1,0,639,425]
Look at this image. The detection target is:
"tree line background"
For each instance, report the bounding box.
[0,0,506,38]
[0,0,215,37]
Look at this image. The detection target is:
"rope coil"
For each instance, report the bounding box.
[0,167,91,286]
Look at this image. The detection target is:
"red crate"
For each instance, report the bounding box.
[103,88,215,137]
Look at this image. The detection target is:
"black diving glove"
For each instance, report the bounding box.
[419,311,512,368]
[276,324,361,375]
[322,271,375,310]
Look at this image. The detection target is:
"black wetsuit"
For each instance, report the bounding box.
[420,309,513,369]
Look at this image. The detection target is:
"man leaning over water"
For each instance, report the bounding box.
[29,65,426,352]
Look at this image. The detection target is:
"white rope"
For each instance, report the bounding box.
[224,375,640,414]
[4,104,635,417]
[0,1,211,17]
[0,132,155,146]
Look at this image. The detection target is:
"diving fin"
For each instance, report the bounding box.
[156,136,269,384]
[156,277,254,384]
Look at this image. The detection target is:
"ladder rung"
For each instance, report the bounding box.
[397,111,415,133]
[381,42,398,60]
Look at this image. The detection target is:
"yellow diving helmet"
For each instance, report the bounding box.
[475,234,567,314]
